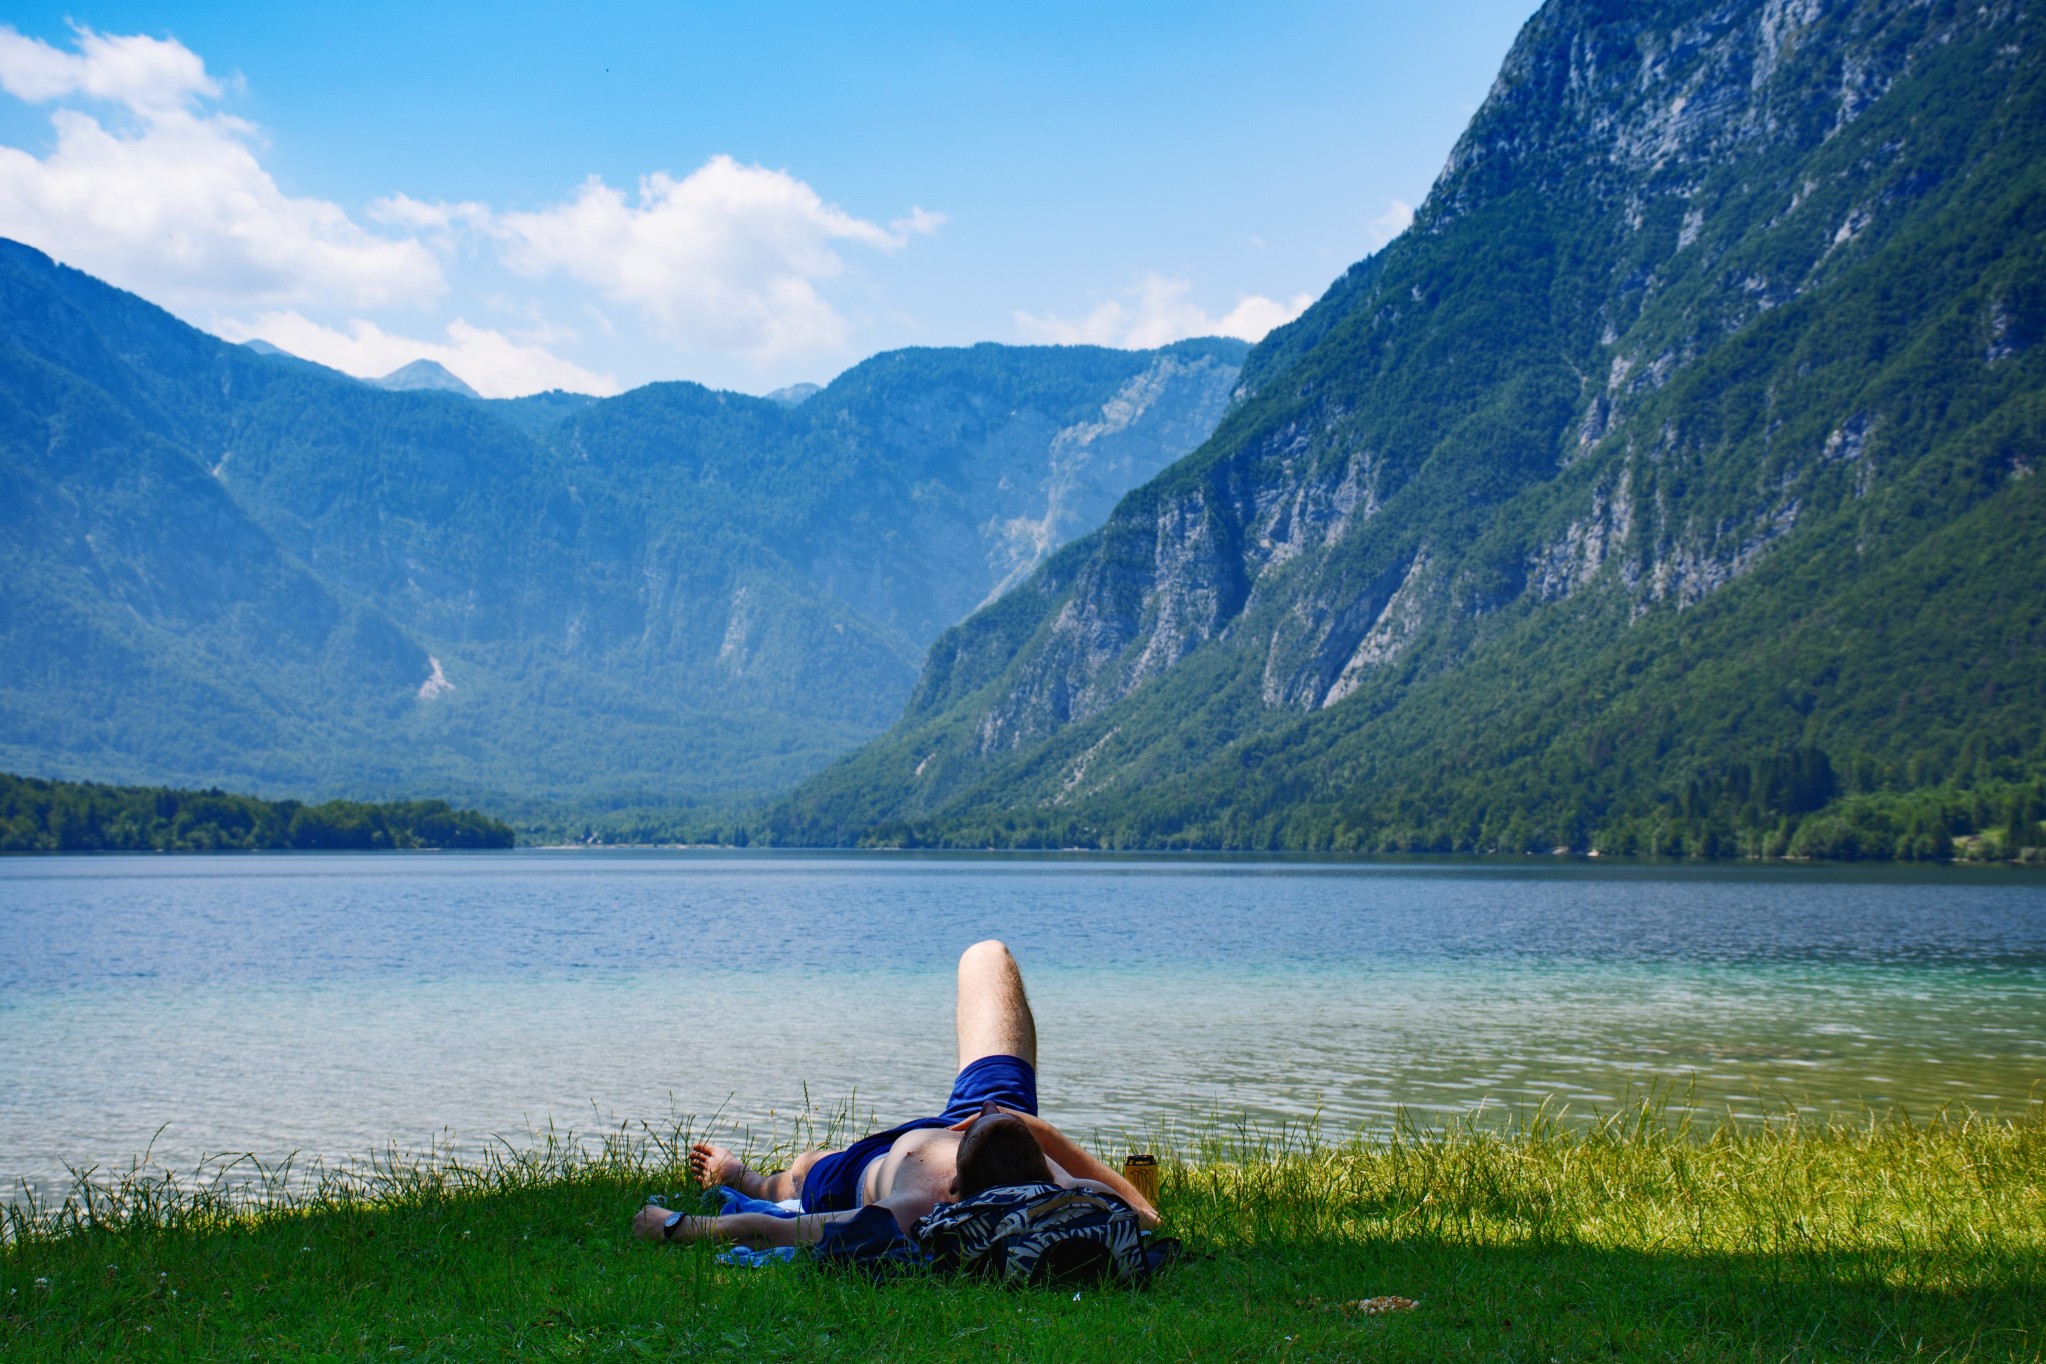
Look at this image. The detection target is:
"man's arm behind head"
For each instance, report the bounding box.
[1008,1113,1162,1228]
[949,1103,1161,1228]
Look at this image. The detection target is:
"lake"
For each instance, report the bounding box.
[3,851,2043,1207]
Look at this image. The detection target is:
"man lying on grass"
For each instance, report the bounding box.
[631,940,1160,1250]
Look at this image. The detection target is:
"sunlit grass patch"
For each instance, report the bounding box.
[4,1099,2041,1360]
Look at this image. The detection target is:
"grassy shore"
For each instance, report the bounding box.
[4,1103,2041,1362]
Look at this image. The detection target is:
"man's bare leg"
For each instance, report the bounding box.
[688,1142,832,1202]
[682,941,1033,1205]
[955,939,1037,1070]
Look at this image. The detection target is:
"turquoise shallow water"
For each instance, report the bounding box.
[3,851,2043,1204]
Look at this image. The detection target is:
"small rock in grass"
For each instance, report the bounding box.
[1298,1294,1419,1315]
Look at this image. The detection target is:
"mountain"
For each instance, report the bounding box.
[371,359,482,398]
[239,338,357,383]
[0,241,1246,821]
[765,382,822,407]
[481,388,601,439]
[771,0,2046,860]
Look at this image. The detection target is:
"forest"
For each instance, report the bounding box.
[0,773,514,853]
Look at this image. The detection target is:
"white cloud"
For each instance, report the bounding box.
[482,155,927,357]
[1016,273,1313,349]
[0,25,441,310]
[215,311,622,398]
[0,24,217,110]
[891,205,946,236]
[0,26,945,387]
[368,192,489,246]
[1365,198,1415,249]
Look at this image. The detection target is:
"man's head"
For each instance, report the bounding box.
[953,1100,1053,1198]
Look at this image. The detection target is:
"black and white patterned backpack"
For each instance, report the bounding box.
[914,1182,1153,1286]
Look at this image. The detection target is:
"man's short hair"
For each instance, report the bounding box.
[955,1113,1053,1197]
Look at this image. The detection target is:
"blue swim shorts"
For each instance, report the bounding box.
[797,1054,1038,1213]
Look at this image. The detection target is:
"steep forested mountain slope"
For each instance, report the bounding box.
[776,0,2046,858]
[0,242,1243,819]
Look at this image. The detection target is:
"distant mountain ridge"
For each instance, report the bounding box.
[772,0,2046,858]
[0,240,1245,820]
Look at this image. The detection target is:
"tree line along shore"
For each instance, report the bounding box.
[831,766,2046,863]
[8,766,2045,863]
[0,773,513,853]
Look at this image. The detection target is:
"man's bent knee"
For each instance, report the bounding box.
[960,939,1014,968]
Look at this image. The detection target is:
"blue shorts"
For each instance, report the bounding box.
[797,1054,1038,1213]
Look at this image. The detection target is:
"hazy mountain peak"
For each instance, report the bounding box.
[765,382,822,407]
[371,359,480,398]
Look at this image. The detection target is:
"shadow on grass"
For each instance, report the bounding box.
[1208,1229,2041,1362]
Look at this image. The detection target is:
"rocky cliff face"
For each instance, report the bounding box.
[974,0,1999,734]
[739,340,1244,654]
[777,0,2046,848]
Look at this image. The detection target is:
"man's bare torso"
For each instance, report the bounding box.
[860,1127,962,1209]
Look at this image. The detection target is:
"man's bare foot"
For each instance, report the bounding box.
[689,1142,758,1193]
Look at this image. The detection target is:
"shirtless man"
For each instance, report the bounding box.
[631,940,1159,1248]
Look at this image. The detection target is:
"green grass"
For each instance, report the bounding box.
[4,1102,2041,1361]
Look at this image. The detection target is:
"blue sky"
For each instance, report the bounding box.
[0,2,1539,396]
